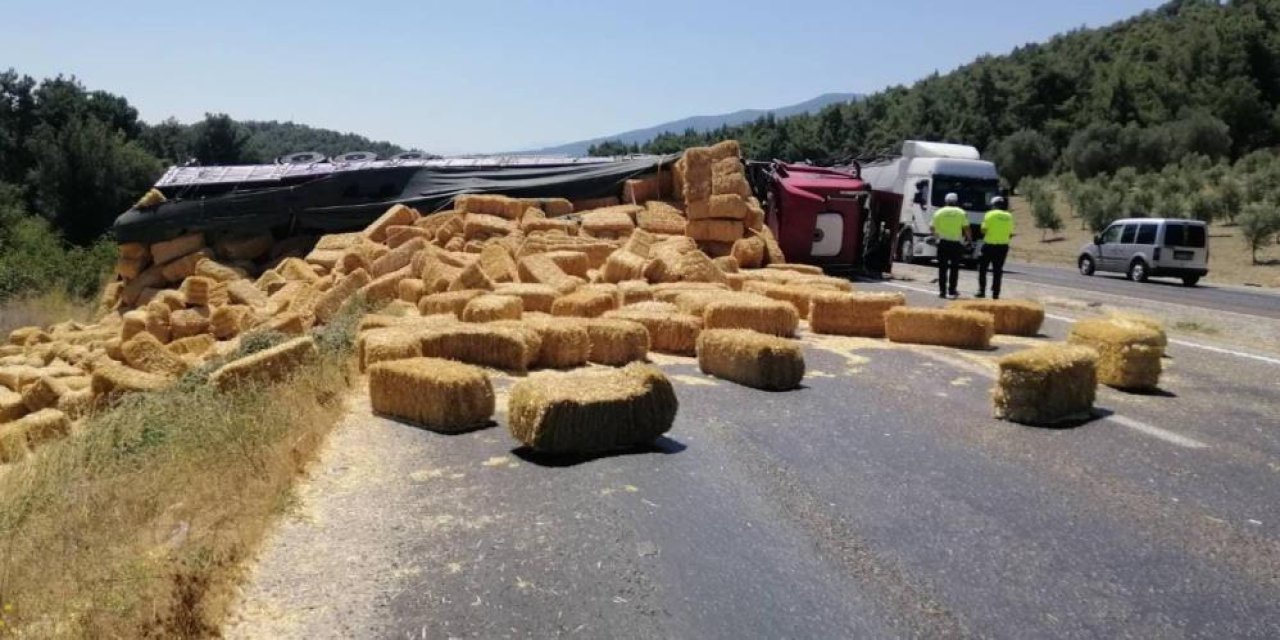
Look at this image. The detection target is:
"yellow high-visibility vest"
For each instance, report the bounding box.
[932,207,968,241]
[982,209,1014,245]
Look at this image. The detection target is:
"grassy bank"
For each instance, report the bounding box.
[0,306,363,637]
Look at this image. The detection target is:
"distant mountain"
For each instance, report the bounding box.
[521,92,861,156]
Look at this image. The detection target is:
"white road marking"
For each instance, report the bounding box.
[1106,414,1209,449]
[879,282,1280,367]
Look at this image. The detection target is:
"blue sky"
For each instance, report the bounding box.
[1,0,1163,154]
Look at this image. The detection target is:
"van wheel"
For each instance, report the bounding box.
[1078,255,1095,276]
[1127,259,1149,283]
[1182,275,1200,287]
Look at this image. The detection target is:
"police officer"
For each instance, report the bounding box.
[978,196,1014,299]
[931,193,970,299]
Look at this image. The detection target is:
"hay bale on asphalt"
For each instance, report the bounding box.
[462,295,523,323]
[368,358,495,432]
[210,336,318,391]
[551,290,618,318]
[418,323,541,373]
[21,376,69,412]
[604,308,702,355]
[122,332,189,378]
[697,329,805,391]
[741,280,823,317]
[809,292,906,338]
[314,268,372,323]
[362,204,419,243]
[507,363,677,454]
[949,300,1045,336]
[508,315,591,369]
[360,328,426,372]
[767,263,823,276]
[419,290,485,318]
[637,201,687,235]
[370,237,427,277]
[703,297,800,337]
[91,361,170,397]
[170,308,211,340]
[1067,319,1163,390]
[494,283,558,314]
[993,344,1097,425]
[167,334,216,358]
[601,250,648,283]
[884,307,994,350]
[584,318,650,366]
[686,219,744,244]
[150,233,205,265]
[1106,311,1168,352]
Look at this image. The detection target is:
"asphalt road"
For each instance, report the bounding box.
[228,285,1280,639]
[983,261,1280,320]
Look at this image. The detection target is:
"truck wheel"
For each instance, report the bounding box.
[1078,255,1095,276]
[897,234,914,264]
[1127,259,1149,283]
[1182,275,1200,287]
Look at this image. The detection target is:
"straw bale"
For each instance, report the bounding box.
[360,328,424,372]
[98,281,123,314]
[21,376,69,412]
[115,256,147,280]
[420,259,463,293]
[363,204,419,243]
[0,366,42,393]
[1067,319,1163,390]
[993,344,1097,425]
[419,290,486,318]
[706,140,740,162]
[686,219,744,244]
[456,194,525,220]
[462,295,523,323]
[210,336,318,391]
[519,235,616,269]
[119,310,147,342]
[0,420,30,462]
[507,363,676,454]
[59,375,91,391]
[179,276,227,308]
[418,323,540,372]
[104,339,125,362]
[551,290,618,318]
[540,198,574,217]
[656,244,729,285]
[121,264,168,305]
[809,292,906,338]
[792,275,854,291]
[571,196,621,211]
[167,334,216,358]
[151,233,206,265]
[91,361,170,397]
[676,147,713,202]
[397,278,427,304]
[122,331,189,378]
[884,307,994,349]
[744,197,765,231]
[604,308,702,355]
[215,233,273,261]
[315,232,362,251]
[753,227,786,265]
[462,213,512,241]
[435,214,465,242]
[512,315,592,369]
[119,242,149,260]
[8,326,47,347]
[478,244,519,283]
[948,300,1045,336]
[1,387,27,423]
[194,258,246,284]
[742,280,828,317]
[7,408,71,449]
[265,311,310,336]
[449,260,496,292]
[444,237,465,252]
[584,318,650,366]
[493,283,558,314]
[210,304,254,340]
[766,263,823,276]
[368,358,494,431]
[617,280,653,305]
[650,283,728,303]
[278,257,322,284]
[712,256,740,274]
[1105,311,1168,351]
[621,228,659,258]
[704,194,750,221]
[703,297,800,337]
[637,202,687,235]
[385,225,434,249]
[518,254,581,294]
[255,269,287,294]
[601,250,649,283]
[165,306,210,340]
[712,172,752,199]
[370,238,427,278]
[542,251,590,278]
[622,174,665,204]
[359,266,412,305]
[696,329,804,391]
[669,290,754,316]
[143,301,174,342]
[521,216,577,235]
[581,207,638,236]
[55,388,92,418]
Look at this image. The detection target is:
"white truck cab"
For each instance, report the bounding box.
[859,141,1002,263]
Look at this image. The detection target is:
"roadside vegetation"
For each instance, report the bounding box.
[0,302,364,637]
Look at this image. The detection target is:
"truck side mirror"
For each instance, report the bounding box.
[1094,235,1103,245]
[912,191,926,206]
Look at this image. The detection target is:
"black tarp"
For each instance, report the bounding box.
[112,155,676,244]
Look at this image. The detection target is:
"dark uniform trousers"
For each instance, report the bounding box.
[978,243,1009,298]
[936,240,963,296]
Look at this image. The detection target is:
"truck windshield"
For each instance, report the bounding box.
[931,176,1000,210]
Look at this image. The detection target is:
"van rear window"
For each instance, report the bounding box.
[1164,223,1207,248]
[1136,224,1157,244]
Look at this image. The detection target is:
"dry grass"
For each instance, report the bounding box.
[0,290,99,337]
[0,302,364,638]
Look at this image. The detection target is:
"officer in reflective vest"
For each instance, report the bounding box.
[978,196,1014,299]
[931,193,970,299]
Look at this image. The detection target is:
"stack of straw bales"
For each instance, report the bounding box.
[1067,318,1164,390]
[992,344,1097,424]
[672,141,772,266]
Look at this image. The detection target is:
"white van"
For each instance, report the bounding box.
[1077,218,1209,286]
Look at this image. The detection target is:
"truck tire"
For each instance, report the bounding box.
[1182,275,1200,287]
[1078,255,1095,276]
[1127,259,1149,283]
[897,234,915,264]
